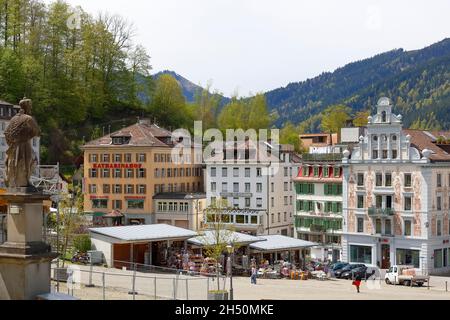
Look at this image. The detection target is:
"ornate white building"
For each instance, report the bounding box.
[342,97,450,275]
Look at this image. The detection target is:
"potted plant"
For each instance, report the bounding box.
[207,290,229,300]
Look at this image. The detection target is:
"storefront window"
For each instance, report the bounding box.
[127,200,144,210]
[434,249,443,269]
[444,249,448,267]
[396,249,419,268]
[350,245,372,264]
[92,199,107,209]
[236,215,245,224]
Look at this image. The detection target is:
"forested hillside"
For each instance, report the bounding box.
[266,38,450,131]
[0,0,153,164]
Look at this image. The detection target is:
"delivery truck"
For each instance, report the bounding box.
[384,265,429,287]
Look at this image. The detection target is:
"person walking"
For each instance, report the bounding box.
[250,265,257,285]
[352,274,362,293]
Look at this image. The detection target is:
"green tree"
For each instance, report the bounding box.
[321,105,351,135]
[247,93,272,131]
[217,97,246,130]
[148,74,192,129]
[192,83,221,130]
[353,111,370,127]
[201,198,238,292]
[280,122,304,153]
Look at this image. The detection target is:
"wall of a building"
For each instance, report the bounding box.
[83,146,203,223]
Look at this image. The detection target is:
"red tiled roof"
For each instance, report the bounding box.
[82,121,173,148]
[403,129,450,162]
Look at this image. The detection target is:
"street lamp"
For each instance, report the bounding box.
[226,243,234,300]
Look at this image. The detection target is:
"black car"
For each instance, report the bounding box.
[334,264,365,278]
[341,265,371,279]
[331,262,349,271]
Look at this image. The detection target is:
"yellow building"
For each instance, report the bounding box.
[82,119,204,226]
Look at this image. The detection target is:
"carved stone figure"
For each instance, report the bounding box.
[4,98,40,188]
[413,173,422,236]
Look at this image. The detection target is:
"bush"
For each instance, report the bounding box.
[73,234,91,253]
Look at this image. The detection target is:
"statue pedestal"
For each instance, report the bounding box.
[0,188,57,300]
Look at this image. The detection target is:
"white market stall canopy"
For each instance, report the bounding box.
[188,230,265,247]
[249,235,317,252]
[89,224,198,244]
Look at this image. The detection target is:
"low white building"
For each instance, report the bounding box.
[153,192,206,231]
[342,97,450,275]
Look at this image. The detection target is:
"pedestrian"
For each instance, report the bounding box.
[250,265,257,285]
[352,274,362,293]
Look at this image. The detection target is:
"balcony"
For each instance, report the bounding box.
[368,207,394,216]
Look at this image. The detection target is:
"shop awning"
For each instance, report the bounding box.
[249,235,317,252]
[89,224,198,244]
[103,210,124,218]
[188,230,265,247]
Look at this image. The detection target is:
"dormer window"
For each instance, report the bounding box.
[112,136,131,145]
[381,111,387,123]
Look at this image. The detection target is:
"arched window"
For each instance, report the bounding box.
[381,111,387,122]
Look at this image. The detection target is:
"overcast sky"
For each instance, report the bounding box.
[54,0,449,97]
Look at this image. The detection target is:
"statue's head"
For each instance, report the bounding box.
[19,98,32,115]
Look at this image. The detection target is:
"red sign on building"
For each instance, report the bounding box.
[92,163,143,169]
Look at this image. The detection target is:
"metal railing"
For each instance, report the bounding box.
[368,207,395,216]
[51,262,227,300]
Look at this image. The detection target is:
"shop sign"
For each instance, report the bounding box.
[90,196,109,200]
[125,196,146,200]
[443,239,450,244]
[380,238,390,243]
[92,163,143,169]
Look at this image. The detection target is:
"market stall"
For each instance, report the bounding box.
[249,235,316,279]
[89,224,198,268]
[187,230,265,276]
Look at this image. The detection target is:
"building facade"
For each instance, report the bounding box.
[153,192,206,231]
[205,142,300,236]
[82,119,204,225]
[342,97,450,275]
[294,154,343,262]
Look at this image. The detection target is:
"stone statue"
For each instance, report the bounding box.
[4,98,40,188]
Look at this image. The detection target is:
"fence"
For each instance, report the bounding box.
[51,262,227,300]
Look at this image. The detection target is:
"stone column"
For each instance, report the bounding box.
[0,189,57,300]
[377,135,381,159]
[387,136,391,159]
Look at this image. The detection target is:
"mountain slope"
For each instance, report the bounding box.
[153,70,204,103]
[265,38,450,130]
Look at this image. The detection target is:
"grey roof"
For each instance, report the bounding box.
[153,192,206,200]
[89,224,197,243]
[249,235,317,252]
[188,230,265,247]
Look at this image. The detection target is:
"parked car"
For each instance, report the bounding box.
[334,264,365,278]
[331,262,349,271]
[341,265,371,280]
[385,265,429,287]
